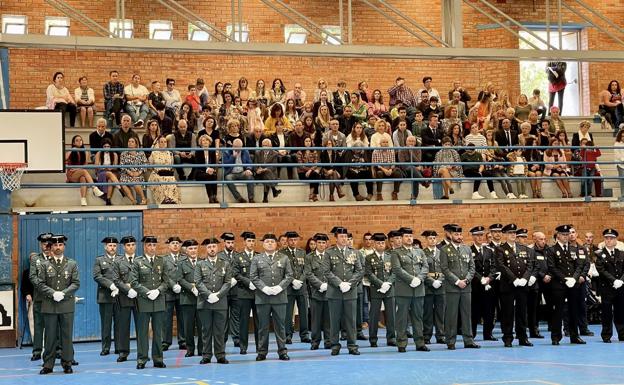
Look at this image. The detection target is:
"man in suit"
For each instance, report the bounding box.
[29,232,54,361]
[422,230,446,345]
[254,138,282,203]
[223,138,255,203]
[323,227,363,356]
[280,231,311,344]
[305,233,332,350]
[469,226,498,341]
[495,118,519,154]
[250,233,294,361]
[439,225,480,350]
[129,236,169,369]
[178,239,202,357]
[245,127,268,161]
[595,228,624,343]
[162,236,185,351]
[196,237,232,364]
[232,231,260,355]
[420,113,445,162]
[93,236,120,356]
[495,224,534,347]
[112,235,140,363]
[38,235,80,375]
[546,225,586,345]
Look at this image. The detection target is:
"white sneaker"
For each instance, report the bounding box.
[490,191,499,199]
[507,193,517,199]
[92,186,105,197]
[472,192,485,200]
[80,198,88,206]
[519,194,529,199]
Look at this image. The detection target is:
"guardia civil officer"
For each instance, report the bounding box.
[112,236,139,363]
[595,228,624,343]
[38,235,80,375]
[305,233,331,350]
[217,232,240,346]
[469,226,497,341]
[232,231,260,355]
[29,232,53,361]
[422,230,446,344]
[92,236,120,356]
[280,231,311,344]
[179,239,202,357]
[162,236,185,351]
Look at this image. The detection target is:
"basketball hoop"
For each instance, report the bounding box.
[0,163,27,191]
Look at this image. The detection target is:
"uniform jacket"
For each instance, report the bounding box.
[29,252,47,302]
[195,257,232,310]
[322,246,363,300]
[423,247,445,295]
[178,257,200,306]
[129,255,169,313]
[280,247,308,296]
[595,247,624,299]
[545,243,584,291]
[217,250,238,297]
[365,251,395,299]
[112,255,137,308]
[440,243,475,293]
[250,252,293,305]
[232,250,259,300]
[93,254,118,304]
[495,242,534,293]
[163,253,184,302]
[392,246,429,298]
[305,251,329,301]
[37,257,80,314]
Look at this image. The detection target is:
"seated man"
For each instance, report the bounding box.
[223,138,255,203]
[124,74,150,127]
[371,137,402,201]
[148,81,166,118]
[89,117,114,151]
[103,70,125,127]
[397,135,428,200]
[254,139,282,203]
[163,78,181,120]
[166,119,196,181]
[112,114,140,149]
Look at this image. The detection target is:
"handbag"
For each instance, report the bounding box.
[157,170,175,177]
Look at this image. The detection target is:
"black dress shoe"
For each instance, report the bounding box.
[56,352,62,359]
[519,340,534,347]
[571,337,586,344]
[310,344,319,350]
[162,344,169,351]
[504,342,513,348]
[154,362,167,368]
[357,334,368,341]
[417,346,430,352]
[178,344,187,350]
[63,366,73,374]
[114,350,119,354]
[100,350,110,356]
[331,349,340,356]
[71,360,79,366]
[200,357,211,364]
[240,349,247,355]
[552,341,560,345]
[340,333,347,341]
[39,367,53,375]
[436,339,447,344]
[406,331,413,338]
[530,333,544,339]
[465,343,481,349]
[348,349,360,355]
[324,344,332,350]
[136,363,146,370]
[580,330,595,337]
[447,344,456,350]
[31,354,42,361]
[387,341,397,347]
[217,358,229,364]
[424,339,431,344]
[256,354,267,361]
[184,352,194,357]
[301,337,312,343]
[233,341,240,348]
[285,338,293,344]
[279,353,290,361]
[484,336,498,341]
[398,346,407,353]
[370,341,378,348]
[603,338,612,343]
[117,355,127,362]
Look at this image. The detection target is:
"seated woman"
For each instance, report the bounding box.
[367,89,388,118]
[527,110,540,135]
[312,90,335,119]
[448,123,465,150]
[284,99,300,128]
[94,138,128,205]
[178,101,198,132]
[65,134,104,206]
[142,119,161,158]
[571,120,594,147]
[483,129,515,199]
[518,121,536,146]
[514,94,532,123]
[264,103,292,136]
[222,119,243,148]
[348,92,368,123]
[345,140,374,201]
[314,105,331,133]
[194,134,219,204]
[523,137,544,198]
[119,136,148,204]
[543,137,572,198]
[346,122,370,147]
[148,135,181,204]
[598,80,623,131]
[433,136,462,199]
[296,137,322,202]
[47,72,77,127]
[320,138,345,201]
[74,76,96,128]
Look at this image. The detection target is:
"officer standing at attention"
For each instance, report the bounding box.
[305,233,332,350]
[232,231,260,355]
[130,236,169,369]
[280,231,311,344]
[112,236,139,363]
[162,236,185,351]
[178,239,203,357]
[349,232,368,341]
[93,236,120,356]
[250,233,294,361]
[530,231,549,338]
[495,224,534,347]
[38,235,80,375]
[546,225,586,345]
[217,232,240,347]
[392,227,429,352]
[469,226,497,341]
[365,233,397,347]
[323,227,363,356]
[594,228,624,343]
[439,225,480,350]
[196,237,232,364]
[29,232,54,361]
[422,230,446,345]
[517,228,542,339]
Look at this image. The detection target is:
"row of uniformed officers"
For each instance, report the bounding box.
[28,223,624,374]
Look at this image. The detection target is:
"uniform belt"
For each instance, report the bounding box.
[427,272,440,278]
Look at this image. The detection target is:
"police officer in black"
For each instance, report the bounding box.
[305,233,332,350]
[595,228,624,343]
[280,231,311,344]
[92,236,120,356]
[232,231,260,355]
[469,226,498,341]
[531,231,550,337]
[546,224,586,345]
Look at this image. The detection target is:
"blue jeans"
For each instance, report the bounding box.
[225,172,254,201]
[124,102,149,123]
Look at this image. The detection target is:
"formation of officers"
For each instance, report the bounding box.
[27,223,624,374]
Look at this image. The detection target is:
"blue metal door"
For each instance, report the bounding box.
[18,212,143,342]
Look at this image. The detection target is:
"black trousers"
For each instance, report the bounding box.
[551,287,580,342]
[548,88,565,114]
[527,288,540,334]
[328,298,357,350]
[257,303,287,355]
[54,102,77,127]
[99,302,119,352]
[237,298,259,351]
[369,296,396,344]
[346,169,373,196]
[286,294,309,340]
[195,171,218,198]
[117,305,139,356]
[600,293,624,340]
[199,308,227,360]
[163,299,185,347]
[42,312,74,370]
[471,285,496,338]
[181,304,202,355]
[310,298,330,346]
[500,287,528,343]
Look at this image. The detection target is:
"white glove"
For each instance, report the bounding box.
[378,282,391,294]
[231,277,238,287]
[432,280,442,289]
[292,279,303,290]
[589,263,599,278]
[52,291,65,302]
[262,286,273,295]
[480,277,488,286]
[513,278,521,287]
[319,282,328,292]
[249,282,256,290]
[111,288,119,298]
[528,276,537,286]
[191,287,199,297]
[207,293,219,303]
[565,278,576,288]
[410,277,422,288]
[518,278,528,287]
[109,283,118,291]
[127,288,137,299]
[272,285,283,295]
[485,284,492,291]
[339,282,351,293]
[495,272,502,280]
[613,279,624,289]
[172,284,182,293]
[147,289,160,300]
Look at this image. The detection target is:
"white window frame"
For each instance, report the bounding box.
[2,15,28,35]
[321,25,342,45]
[188,22,212,42]
[284,24,308,44]
[226,23,249,42]
[149,20,173,40]
[45,16,70,37]
[109,18,133,39]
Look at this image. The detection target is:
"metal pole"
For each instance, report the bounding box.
[339,0,344,43]
[231,0,235,41]
[238,0,243,43]
[573,0,624,36]
[45,0,111,37]
[558,0,562,49]
[259,0,332,43]
[562,3,624,47]
[121,0,125,26]
[348,0,352,44]
[156,0,230,41]
[360,0,433,47]
[272,0,344,44]
[546,0,550,49]
[377,0,450,47]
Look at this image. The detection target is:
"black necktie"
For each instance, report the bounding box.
[55,258,61,266]
[149,257,154,266]
[507,131,512,145]
[563,245,568,254]
[128,256,133,264]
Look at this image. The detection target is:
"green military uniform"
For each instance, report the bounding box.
[392,245,428,350]
[322,240,363,354]
[440,240,478,348]
[112,252,139,361]
[217,242,239,346]
[162,246,185,350]
[365,248,396,346]
[179,254,203,356]
[250,245,293,359]
[423,244,446,344]
[92,237,120,355]
[195,249,232,363]
[232,247,260,354]
[37,239,80,373]
[129,251,170,367]
[280,243,310,342]
[305,248,331,349]
[29,248,49,359]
